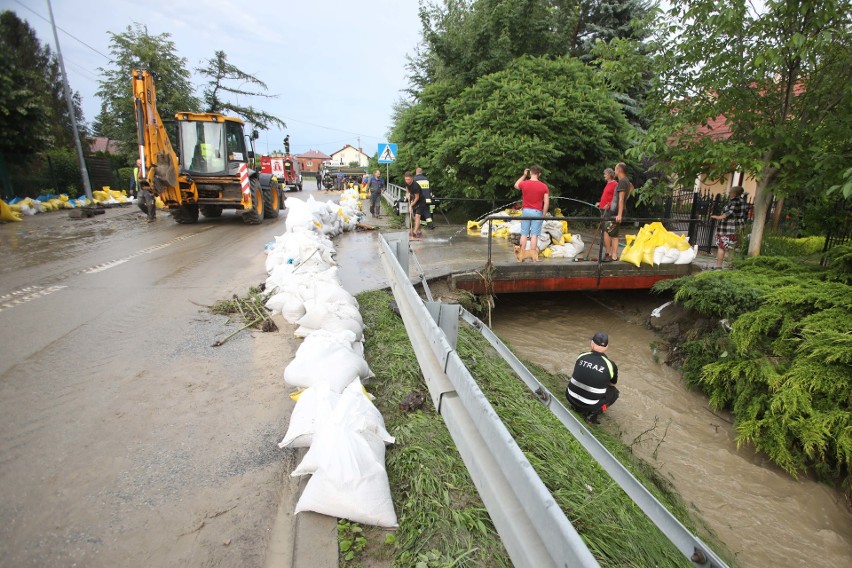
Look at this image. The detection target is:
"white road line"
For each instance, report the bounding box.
[0,285,68,313]
[83,230,209,275]
[0,228,211,314]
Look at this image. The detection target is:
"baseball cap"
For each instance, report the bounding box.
[592,332,609,347]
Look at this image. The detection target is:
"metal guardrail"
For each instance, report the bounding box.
[379,233,599,568]
[383,183,408,216]
[379,231,730,568]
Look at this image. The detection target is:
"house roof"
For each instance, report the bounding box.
[297,149,332,160]
[698,115,732,141]
[330,144,369,158]
[88,136,122,154]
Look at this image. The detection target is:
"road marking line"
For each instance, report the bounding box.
[0,228,211,314]
[83,230,210,274]
[0,285,68,313]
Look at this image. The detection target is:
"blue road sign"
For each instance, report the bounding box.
[377,143,397,164]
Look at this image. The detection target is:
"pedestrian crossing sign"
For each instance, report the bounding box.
[377,143,397,164]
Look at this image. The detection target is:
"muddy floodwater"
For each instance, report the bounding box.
[490,291,852,568]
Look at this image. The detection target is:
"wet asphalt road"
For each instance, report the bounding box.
[0,202,303,567]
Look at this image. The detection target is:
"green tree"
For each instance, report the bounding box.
[413,0,651,88]
[94,23,199,163]
[0,11,86,154]
[393,56,630,204]
[636,0,852,255]
[196,50,285,131]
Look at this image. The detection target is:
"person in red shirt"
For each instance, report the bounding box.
[597,168,617,209]
[513,165,550,253]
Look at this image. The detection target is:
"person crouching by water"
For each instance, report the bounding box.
[566,332,619,424]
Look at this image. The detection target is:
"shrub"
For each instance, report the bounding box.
[659,257,852,491]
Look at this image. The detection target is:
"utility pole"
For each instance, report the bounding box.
[47,0,92,200]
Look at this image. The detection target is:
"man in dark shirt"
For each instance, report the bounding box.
[604,162,631,261]
[566,332,619,424]
[413,167,434,229]
[404,171,425,240]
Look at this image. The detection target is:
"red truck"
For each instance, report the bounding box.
[260,136,302,192]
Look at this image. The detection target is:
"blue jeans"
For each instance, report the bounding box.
[520,208,543,237]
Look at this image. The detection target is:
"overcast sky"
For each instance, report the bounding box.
[4,0,424,158]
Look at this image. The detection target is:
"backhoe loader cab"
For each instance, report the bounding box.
[176,114,248,176]
[132,69,284,225]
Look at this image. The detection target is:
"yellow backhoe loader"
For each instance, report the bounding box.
[132,69,283,224]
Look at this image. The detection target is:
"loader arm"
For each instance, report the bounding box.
[132,69,180,202]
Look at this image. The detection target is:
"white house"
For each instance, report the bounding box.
[329,144,370,167]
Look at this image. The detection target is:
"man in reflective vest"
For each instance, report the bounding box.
[565,332,619,424]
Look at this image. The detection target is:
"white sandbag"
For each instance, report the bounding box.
[284,198,314,233]
[321,315,364,341]
[653,245,667,266]
[278,384,340,449]
[675,247,697,265]
[314,281,358,308]
[297,300,332,330]
[281,296,307,323]
[283,340,372,391]
[292,381,394,475]
[294,431,397,527]
[542,220,563,243]
[661,247,680,264]
[265,291,290,315]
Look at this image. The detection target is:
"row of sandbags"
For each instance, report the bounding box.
[620,222,697,267]
[468,209,586,259]
[268,189,398,527]
[0,190,135,223]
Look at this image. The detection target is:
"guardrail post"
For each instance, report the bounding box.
[384,233,409,273]
[425,302,459,349]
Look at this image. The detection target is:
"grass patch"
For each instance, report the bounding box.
[358,290,511,568]
[358,289,730,567]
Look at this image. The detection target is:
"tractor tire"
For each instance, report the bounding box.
[297,182,303,192]
[263,180,280,218]
[173,204,199,224]
[279,186,286,210]
[243,178,264,225]
[200,205,223,218]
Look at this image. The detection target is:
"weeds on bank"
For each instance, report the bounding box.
[357,289,728,567]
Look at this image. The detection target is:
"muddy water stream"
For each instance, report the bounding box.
[490,291,851,567]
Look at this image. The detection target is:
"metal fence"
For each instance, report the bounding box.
[0,152,125,200]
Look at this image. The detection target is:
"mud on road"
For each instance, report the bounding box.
[0,205,301,567]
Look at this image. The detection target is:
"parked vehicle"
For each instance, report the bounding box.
[132,69,283,223]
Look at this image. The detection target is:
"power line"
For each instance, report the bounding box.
[13,0,112,62]
[276,114,382,140]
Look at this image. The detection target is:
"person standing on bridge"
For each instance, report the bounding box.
[513,165,550,254]
[404,171,425,240]
[710,185,746,269]
[367,169,385,218]
[566,332,619,424]
[603,162,631,262]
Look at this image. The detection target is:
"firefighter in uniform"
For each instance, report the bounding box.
[565,332,619,424]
